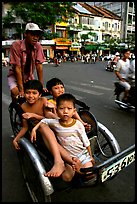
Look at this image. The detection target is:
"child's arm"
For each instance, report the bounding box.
[13,119,28,150]
[30,120,43,143]
[22,112,45,120]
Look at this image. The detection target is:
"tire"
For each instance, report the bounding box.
[9,102,23,136]
[18,138,53,202]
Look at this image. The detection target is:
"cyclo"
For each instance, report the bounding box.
[8,91,135,202]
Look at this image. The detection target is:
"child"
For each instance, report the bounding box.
[12,79,81,178]
[31,93,95,182]
[46,77,91,130]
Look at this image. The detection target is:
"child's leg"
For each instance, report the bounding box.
[39,123,83,177]
[58,145,83,172]
[39,124,65,177]
[61,164,75,182]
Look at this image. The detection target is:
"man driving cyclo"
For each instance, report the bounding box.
[8,22,96,184]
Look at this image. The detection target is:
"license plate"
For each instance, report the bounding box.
[101,151,135,182]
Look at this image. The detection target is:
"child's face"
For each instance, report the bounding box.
[25,89,41,104]
[57,100,76,121]
[51,84,65,99]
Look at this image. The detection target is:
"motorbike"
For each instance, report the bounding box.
[114,78,135,110]
[106,60,116,72]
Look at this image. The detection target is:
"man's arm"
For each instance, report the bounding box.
[36,63,44,86]
[15,65,24,96]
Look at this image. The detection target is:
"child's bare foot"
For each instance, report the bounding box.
[44,162,65,177]
[71,157,82,172]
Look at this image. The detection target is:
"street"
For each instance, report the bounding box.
[2,61,135,202]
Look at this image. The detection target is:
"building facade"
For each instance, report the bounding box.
[2,2,125,59]
[86,2,135,40]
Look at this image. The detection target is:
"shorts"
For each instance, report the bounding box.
[7,75,17,90]
[119,80,131,91]
[77,150,91,165]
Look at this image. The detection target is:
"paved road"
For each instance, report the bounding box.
[2,61,135,202]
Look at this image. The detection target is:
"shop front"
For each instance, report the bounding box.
[54,38,72,57]
[69,42,81,55]
[40,40,55,60]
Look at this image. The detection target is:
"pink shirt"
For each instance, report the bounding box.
[8,39,45,82]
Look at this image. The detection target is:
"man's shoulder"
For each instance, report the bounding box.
[12,40,23,46]
[11,40,25,50]
[35,42,43,49]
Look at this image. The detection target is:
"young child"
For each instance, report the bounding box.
[46,77,91,130]
[12,79,81,178]
[31,93,95,182]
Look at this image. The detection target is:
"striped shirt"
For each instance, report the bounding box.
[41,118,90,157]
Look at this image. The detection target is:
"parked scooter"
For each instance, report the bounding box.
[114,79,135,110]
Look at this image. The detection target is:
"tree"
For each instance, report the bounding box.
[2,2,76,37]
[80,32,97,45]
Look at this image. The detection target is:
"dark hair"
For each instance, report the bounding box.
[122,48,130,55]
[56,93,76,108]
[24,80,43,94]
[46,78,64,92]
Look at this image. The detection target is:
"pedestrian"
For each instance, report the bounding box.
[31,93,95,181]
[7,22,46,101]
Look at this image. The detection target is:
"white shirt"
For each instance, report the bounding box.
[128,59,135,79]
[41,118,90,157]
[114,59,130,80]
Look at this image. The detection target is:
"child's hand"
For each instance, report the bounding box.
[22,112,35,119]
[31,129,37,143]
[13,139,20,150]
[46,101,55,109]
[83,122,91,132]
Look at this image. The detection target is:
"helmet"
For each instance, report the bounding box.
[115,52,119,56]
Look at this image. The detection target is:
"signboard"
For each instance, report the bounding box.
[56,46,68,50]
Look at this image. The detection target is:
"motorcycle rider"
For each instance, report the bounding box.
[128,53,135,86]
[108,52,120,70]
[112,52,120,64]
[114,48,131,104]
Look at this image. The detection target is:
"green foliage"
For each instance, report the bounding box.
[3,2,76,29]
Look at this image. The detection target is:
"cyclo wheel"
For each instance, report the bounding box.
[95,122,120,162]
[78,110,120,163]
[17,137,53,202]
[8,102,23,136]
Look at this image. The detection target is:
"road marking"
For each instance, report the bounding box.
[69,81,113,91]
[65,85,103,95]
[2,92,11,105]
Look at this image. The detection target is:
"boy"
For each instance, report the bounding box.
[31,93,95,181]
[46,77,91,130]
